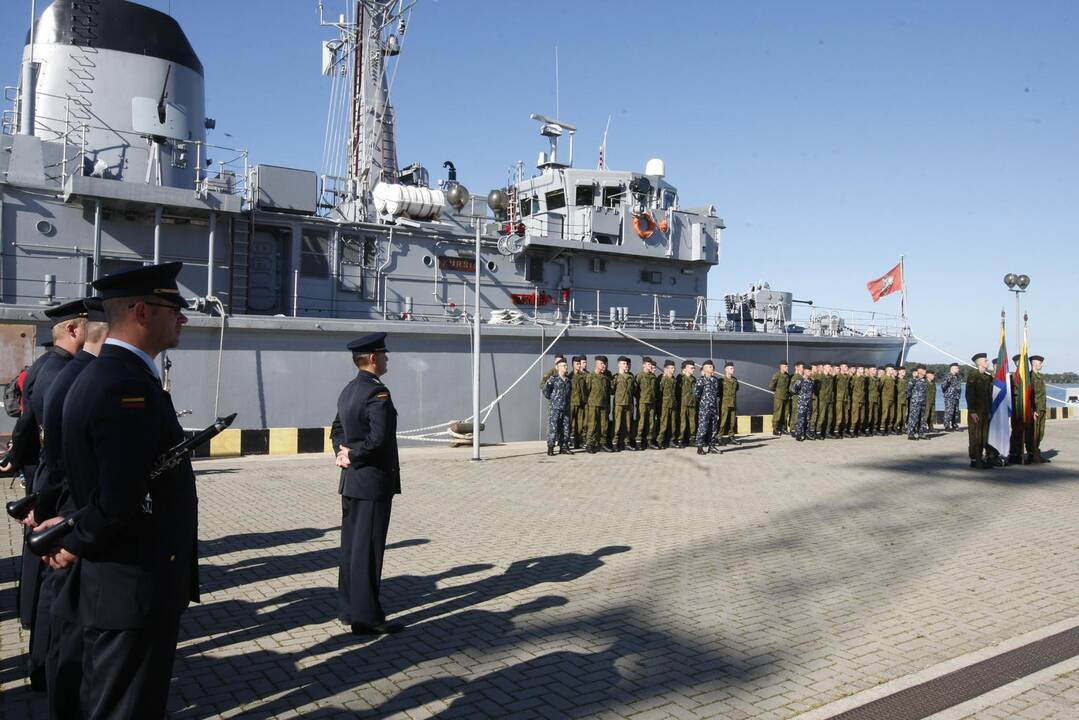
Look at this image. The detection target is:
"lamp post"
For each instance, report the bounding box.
[1003,273,1030,353]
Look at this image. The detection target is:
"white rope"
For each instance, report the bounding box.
[598,325,775,396]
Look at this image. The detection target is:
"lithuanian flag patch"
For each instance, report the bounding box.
[120,397,146,409]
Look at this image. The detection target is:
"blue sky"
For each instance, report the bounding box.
[4,1,1076,369]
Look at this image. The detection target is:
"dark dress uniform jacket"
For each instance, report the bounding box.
[37,351,96,521]
[331,370,401,500]
[56,344,198,630]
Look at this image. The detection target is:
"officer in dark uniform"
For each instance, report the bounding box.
[41,262,196,719]
[36,298,109,718]
[330,332,404,636]
[7,298,89,689]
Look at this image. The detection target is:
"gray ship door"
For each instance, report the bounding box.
[248,226,290,314]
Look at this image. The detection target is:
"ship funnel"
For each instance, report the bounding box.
[645,158,666,177]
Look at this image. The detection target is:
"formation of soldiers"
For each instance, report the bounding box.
[541,354,741,456]
[769,361,948,441]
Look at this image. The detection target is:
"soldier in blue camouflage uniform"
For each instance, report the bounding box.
[940,363,963,431]
[694,360,722,455]
[904,365,929,440]
[542,358,572,455]
[791,368,816,441]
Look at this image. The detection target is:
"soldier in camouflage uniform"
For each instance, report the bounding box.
[966,353,993,468]
[904,365,928,439]
[635,357,660,449]
[895,367,909,433]
[768,361,791,435]
[791,368,816,441]
[584,355,614,453]
[880,366,897,434]
[694,360,722,454]
[814,363,836,439]
[1029,355,1048,463]
[570,355,589,447]
[716,361,740,445]
[539,353,566,388]
[940,363,963,431]
[850,366,867,436]
[787,361,804,433]
[866,366,881,435]
[835,363,852,437]
[611,356,637,451]
[675,360,697,448]
[542,358,572,455]
[657,360,678,448]
[923,370,937,432]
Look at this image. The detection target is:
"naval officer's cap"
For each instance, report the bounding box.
[43,298,90,322]
[347,332,388,353]
[84,297,107,323]
[1030,355,1044,363]
[971,352,987,362]
[92,261,186,308]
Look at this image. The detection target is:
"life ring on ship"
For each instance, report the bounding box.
[633,213,656,239]
[658,219,670,234]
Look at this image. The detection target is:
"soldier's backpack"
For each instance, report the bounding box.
[3,366,28,418]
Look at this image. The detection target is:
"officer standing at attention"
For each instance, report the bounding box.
[866,366,881,436]
[896,367,910,434]
[787,361,804,432]
[923,370,938,432]
[657,360,678,448]
[542,358,572,455]
[941,363,963,431]
[815,363,836,439]
[1029,356,1048,463]
[717,361,740,446]
[40,263,196,718]
[675,360,697,448]
[966,353,993,468]
[851,366,868,436]
[331,332,404,637]
[538,353,566,387]
[768,361,791,435]
[585,356,613,453]
[611,357,637,451]
[791,367,816,441]
[880,366,897,434]
[695,360,722,454]
[635,357,660,449]
[570,355,589,448]
[835,363,852,437]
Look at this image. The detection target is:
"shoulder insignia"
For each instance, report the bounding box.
[121,396,146,408]
[375,391,390,400]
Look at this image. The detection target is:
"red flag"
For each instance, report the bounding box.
[866,262,904,302]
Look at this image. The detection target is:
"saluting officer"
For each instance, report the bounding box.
[331,333,404,636]
[42,263,196,718]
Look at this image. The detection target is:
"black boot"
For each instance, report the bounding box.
[648,440,660,450]
[547,445,555,456]
[696,446,706,455]
[587,445,597,454]
[559,445,570,455]
[601,444,615,453]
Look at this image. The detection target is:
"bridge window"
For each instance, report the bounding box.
[545,189,566,211]
[301,228,330,277]
[575,185,595,206]
[602,185,624,207]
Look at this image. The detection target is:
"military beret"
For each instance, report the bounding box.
[92,261,186,307]
[554,353,565,361]
[84,297,107,323]
[702,359,715,367]
[44,298,89,322]
[971,353,987,362]
[916,364,926,371]
[949,362,959,368]
[617,356,631,364]
[724,361,734,368]
[595,355,608,363]
[555,357,567,364]
[681,359,695,368]
[1030,355,1044,362]
[664,359,675,367]
[642,356,655,365]
[578,354,588,362]
[347,332,388,353]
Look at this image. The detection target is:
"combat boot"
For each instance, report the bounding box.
[547,445,555,456]
[649,440,661,450]
[602,444,615,453]
[587,445,597,454]
[696,446,706,455]
[559,445,571,455]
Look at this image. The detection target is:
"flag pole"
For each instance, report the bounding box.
[898,255,909,367]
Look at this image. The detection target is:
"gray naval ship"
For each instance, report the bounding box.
[0,0,906,442]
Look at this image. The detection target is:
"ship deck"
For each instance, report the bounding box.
[3,422,1077,719]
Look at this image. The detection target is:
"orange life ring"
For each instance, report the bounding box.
[633,213,656,239]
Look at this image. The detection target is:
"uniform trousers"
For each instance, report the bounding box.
[696,409,719,448]
[612,405,633,446]
[923,399,936,430]
[635,404,657,442]
[968,414,989,460]
[851,399,866,433]
[880,399,895,431]
[835,398,850,433]
[47,608,83,720]
[943,399,960,429]
[815,401,834,436]
[570,403,586,444]
[585,406,609,447]
[657,404,676,443]
[793,401,813,439]
[547,408,571,448]
[717,406,737,440]
[867,401,880,432]
[339,496,393,626]
[677,405,697,444]
[18,463,40,630]
[772,394,789,433]
[31,566,62,690]
[906,400,925,437]
[80,616,181,720]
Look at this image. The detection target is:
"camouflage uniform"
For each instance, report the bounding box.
[815,372,835,437]
[695,373,722,449]
[635,369,659,447]
[542,374,572,450]
[570,368,589,446]
[896,375,910,432]
[880,374,897,432]
[851,373,867,435]
[904,376,928,438]
[867,373,881,433]
[966,368,993,465]
[834,372,851,435]
[677,373,698,446]
[612,372,637,450]
[657,373,678,446]
[584,371,613,451]
[791,376,815,440]
[768,370,791,434]
[923,378,937,431]
[716,376,739,444]
[941,373,963,430]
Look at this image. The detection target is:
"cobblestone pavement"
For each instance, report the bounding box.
[2,422,1077,719]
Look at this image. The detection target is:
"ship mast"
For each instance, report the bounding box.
[319,0,408,221]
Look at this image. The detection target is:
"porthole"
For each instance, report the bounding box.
[422,255,435,267]
[36,220,55,236]
[486,260,497,272]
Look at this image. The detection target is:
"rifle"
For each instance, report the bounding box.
[28,413,236,556]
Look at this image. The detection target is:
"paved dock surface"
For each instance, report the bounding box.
[2,423,1077,719]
